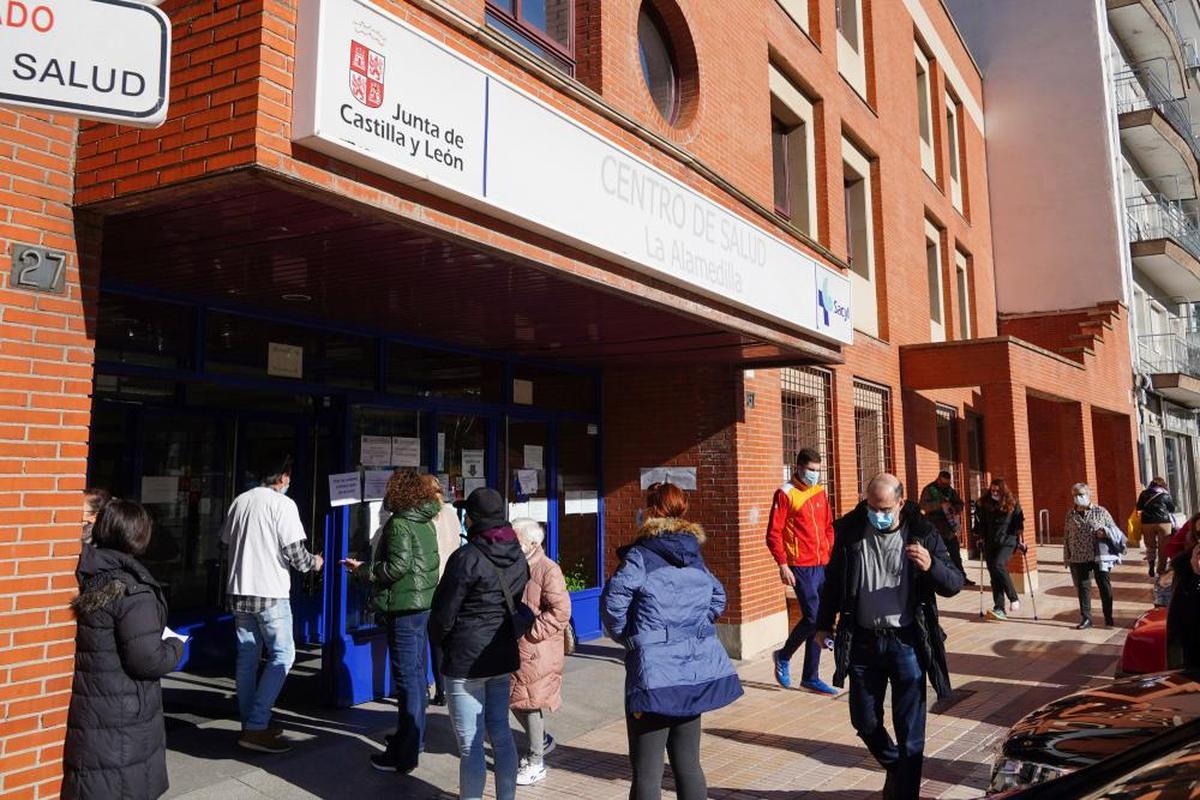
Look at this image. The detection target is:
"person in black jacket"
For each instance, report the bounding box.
[63,499,185,800]
[1138,478,1177,577]
[973,478,1025,621]
[1166,515,1200,669]
[428,488,530,800]
[814,474,962,800]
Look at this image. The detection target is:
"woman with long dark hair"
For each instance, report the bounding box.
[601,482,743,800]
[342,469,441,773]
[64,499,185,799]
[974,478,1025,620]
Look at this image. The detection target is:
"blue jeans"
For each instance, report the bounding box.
[848,625,926,800]
[446,674,517,800]
[779,565,826,681]
[234,599,296,731]
[385,610,430,768]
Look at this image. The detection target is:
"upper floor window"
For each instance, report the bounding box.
[486,0,575,76]
[915,45,935,179]
[836,0,867,98]
[776,0,810,33]
[946,91,965,212]
[638,4,679,122]
[955,248,973,340]
[770,64,819,238]
[925,219,945,343]
[843,137,878,337]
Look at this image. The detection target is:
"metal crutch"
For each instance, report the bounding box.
[1019,545,1039,620]
[978,539,987,618]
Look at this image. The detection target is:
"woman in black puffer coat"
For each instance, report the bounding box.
[63,499,184,800]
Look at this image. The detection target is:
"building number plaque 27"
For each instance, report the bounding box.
[10,244,67,295]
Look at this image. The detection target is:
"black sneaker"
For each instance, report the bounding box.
[370,753,414,774]
[430,692,446,707]
[1075,619,1093,630]
[542,733,556,756]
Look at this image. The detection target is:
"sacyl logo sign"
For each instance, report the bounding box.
[818,277,850,327]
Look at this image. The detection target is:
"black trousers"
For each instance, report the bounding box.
[626,712,706,800]
[1070,562,1114,624]
[942,531,967,580]
[986,543,1019,612]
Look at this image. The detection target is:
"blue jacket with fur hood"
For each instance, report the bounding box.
[601,517,743,717]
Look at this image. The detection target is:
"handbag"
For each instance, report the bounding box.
[477,549,536,639]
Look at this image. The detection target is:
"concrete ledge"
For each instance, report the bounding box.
[717,610,789,661]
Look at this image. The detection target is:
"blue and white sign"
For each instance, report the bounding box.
[292,0,852,343]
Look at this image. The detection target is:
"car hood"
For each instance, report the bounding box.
[1002,670,1200,770]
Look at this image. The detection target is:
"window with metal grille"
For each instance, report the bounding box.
[781,366,836,510]
[935,405,960,484]
[853,380,894,499]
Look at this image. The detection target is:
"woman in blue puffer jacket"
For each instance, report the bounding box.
[601,482,743,800]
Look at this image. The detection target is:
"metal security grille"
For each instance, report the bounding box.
[781,366,836,510]
[935,405,960,484]
[853,380,894,499]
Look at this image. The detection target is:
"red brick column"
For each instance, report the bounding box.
[0,107,91,800]
[978,382,1039,585]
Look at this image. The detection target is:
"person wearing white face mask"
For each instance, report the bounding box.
[766,448,839,695]
[220,455,324,753]
[1063,482,1117,630]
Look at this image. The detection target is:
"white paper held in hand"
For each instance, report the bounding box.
[162,626,190,644]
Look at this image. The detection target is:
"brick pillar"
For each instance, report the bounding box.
[978,382,1039,589]
[0,108,91,799]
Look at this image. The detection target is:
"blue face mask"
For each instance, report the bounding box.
[868,509,895,531]
[278,481,290,496]
[802,469,821,487]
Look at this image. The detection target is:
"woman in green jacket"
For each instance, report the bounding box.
[342,469,440,773]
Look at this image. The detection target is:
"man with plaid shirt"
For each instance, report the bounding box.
[220,456,323,753]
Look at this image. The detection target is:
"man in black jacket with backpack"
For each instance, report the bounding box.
[815,474,962,800]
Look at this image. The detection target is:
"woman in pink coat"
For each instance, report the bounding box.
[509,518,572,786]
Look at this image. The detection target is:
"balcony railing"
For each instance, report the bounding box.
[1127,193,1200,261]
[1139,331,1200,376]
[1114,67,1196,152]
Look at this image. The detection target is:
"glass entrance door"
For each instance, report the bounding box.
[505,419,549,526]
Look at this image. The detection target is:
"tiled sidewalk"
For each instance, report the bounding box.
[518,546,1146,800]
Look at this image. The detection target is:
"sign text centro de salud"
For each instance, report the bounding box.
[0,0,171,127]
[292,0,853,344]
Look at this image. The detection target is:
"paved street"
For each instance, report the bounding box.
[162,545,1149,799]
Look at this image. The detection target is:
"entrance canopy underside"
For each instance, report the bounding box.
[87,172,841,367]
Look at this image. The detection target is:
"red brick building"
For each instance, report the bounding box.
[0,0,1136,796]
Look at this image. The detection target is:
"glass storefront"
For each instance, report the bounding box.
[87,286,603,705]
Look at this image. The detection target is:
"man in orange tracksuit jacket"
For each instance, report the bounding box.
[766,447,839,695]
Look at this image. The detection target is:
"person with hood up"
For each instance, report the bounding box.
[342,469,440,774]
[508,517,572,786]
[429,487,530,800]
[63,499,185,800]
[814,474,962,800]
[601,482,743,800]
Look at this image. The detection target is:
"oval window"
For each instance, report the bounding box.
[638,5,678,123]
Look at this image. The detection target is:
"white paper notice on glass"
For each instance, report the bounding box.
[565,490,599,515]
[162,626,190,644]
[360,436,393,467]
[513,378,534,405]
[516,469,539,495]
[463,477,486,495]
[140,476,179,504]
[437,472,452,498]
[267,342,303,378]
[528,497,549,523]
[462,449,486,480]
[391,436,421,467]
[523,444,544,470]
[363,470,393,502]
[329,472,362,506]
[639,467,697,491]
[437,432,446,471]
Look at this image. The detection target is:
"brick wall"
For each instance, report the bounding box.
[0,107,90,800]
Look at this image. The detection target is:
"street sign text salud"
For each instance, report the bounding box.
[0,0,171,127]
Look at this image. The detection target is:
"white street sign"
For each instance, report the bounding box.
[0,0,172,127]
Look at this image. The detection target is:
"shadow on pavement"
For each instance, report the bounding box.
[704,730,989,791]
[711,790,877,799]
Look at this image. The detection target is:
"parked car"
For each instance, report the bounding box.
[1117,607,1167,676]
[992,712,1200,798]
[989,670,1200,793]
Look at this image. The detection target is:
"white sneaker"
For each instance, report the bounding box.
[1010,600,1021,614]
[516,759,547,785]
